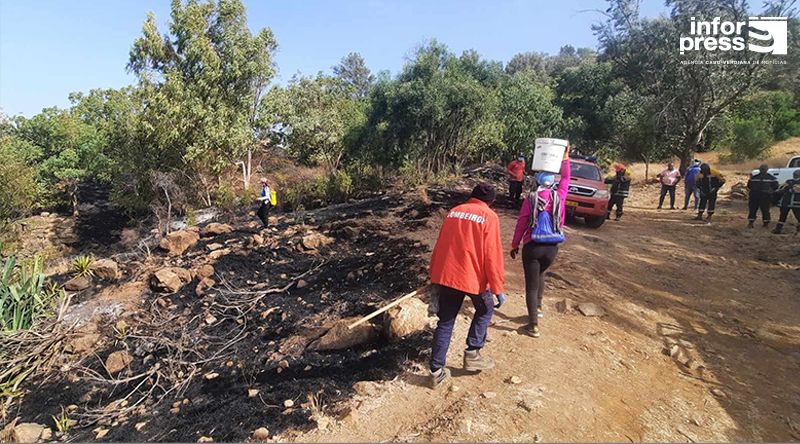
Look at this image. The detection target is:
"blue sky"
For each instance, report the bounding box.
[0,0,669,117]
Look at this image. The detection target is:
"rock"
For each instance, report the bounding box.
[450,385,460,393]
[66,333,102,354]
[208,248,230,260]
[134,422,147,432]
[120,228,140,246]
[346,271,356,281]
[204,315,218,325]
[252,427,270,441]
[576,302,606,317]
[730,182,748,200]
[91,259,120,280]
[507,375,522,385]
[296,279,308,289]
[283,399,295,408]
[301,232,333,250]
[204,372,219,380]
[308,317,380,351]
[94,428,109,439]
[341,226,360,239]
[384,297,429,342]
[711,388,727,398]
[196,278,215,297]
[555,298,572,314]
[206,243,224,251]
[251,234,264,246]
[197,436,213,443]
[248,388,260,398]
[201,223,233,237]
[150,268,192,293]
[159,230,200,256]
[353,381,381,397]
[11,423,52,443]
[105,350,133,374]
[482,391,497,399]
[64,275,91,291]
[196,264,215,280]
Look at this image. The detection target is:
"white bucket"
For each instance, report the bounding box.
[532,138,568,173]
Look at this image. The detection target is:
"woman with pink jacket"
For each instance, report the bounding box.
[509,149,571,338]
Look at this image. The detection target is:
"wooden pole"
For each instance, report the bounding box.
[347,285,428,330]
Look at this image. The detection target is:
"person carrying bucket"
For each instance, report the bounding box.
[428,183,505,388]
[605,163,631,221]
[507,153,526,208]
[510,141,571,338]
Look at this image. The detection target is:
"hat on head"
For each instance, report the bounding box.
[613,162,626,172]
[470,183,496,204]
[693,159,701,165]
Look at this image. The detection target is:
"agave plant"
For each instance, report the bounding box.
[71,254,94,278]
[0,255,55,331]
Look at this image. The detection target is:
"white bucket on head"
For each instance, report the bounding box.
[532,138,568,173]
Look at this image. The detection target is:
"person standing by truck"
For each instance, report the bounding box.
[683,160,702,210]
[428,183,505,388]
[772,170,800,235]
[657,162,681,209]
[604,163,631,221]
[747,164,779,228]
[510,149,571,338]
[695,163,726,222]
[507,153,526,208]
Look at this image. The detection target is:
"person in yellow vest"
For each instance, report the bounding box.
[257,178,273,227]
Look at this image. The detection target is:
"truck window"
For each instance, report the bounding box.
[570,162,602,181]
[789,157,800,168]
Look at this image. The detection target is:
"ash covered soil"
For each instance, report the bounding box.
[6,186,471,442]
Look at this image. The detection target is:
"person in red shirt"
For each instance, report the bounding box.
[507,153,526,208]
[428,183,505,388]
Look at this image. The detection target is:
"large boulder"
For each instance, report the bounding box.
[384,297,430,342]
[159,230,200,256]
[150,267,193,293]
[201,223,233,237]
[91,258,119,280]
[308,317,379,351]
[576,302,606,317]
[63,275,91,291]
[105,350,133,374]
[301,232,333,251]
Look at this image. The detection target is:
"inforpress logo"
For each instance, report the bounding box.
[747,17,787,54]
[679,16,788,55]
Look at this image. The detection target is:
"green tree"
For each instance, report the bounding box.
[499,72,565,158]
[596,0,796,171]
[333,52,374,100]
[128,0,278,192]
[0,137,40,219]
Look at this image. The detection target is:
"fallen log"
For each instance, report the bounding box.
[347,285,429,330]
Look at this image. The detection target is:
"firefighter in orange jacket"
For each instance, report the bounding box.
[428,183,505,388]
[507,153,526,208]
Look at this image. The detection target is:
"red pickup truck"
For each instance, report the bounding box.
[560,158,609,228]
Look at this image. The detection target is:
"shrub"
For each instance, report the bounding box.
[214,183,237,211]
[0,142,40,220]
[0,256,61,331]
[727,118,773,161]
[326,170,353,202]
[71,254,94,277]
[186,208,198,227]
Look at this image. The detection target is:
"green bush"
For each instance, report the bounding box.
[71,254,94,278]
[728,118,773,161]
[0,142,40,220]
[347,163,383,194]
[326,170,353,202]
[214,183,237,211]
[0,256,61,331]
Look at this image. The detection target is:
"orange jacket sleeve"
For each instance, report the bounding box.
[483,212,505,295]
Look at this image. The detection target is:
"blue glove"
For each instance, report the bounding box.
[494,293,506,309]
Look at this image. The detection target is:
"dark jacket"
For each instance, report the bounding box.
[776,179,800,209]
[696,169,725,197]
[604,171,631,197]
[747,172,779,198]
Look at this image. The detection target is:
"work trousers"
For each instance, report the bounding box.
[430,285,494,372]
[747,194,772,223]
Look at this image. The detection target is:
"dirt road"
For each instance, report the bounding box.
[298,181,800,442]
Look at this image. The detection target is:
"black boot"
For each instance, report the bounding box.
[747,221,754,228]
[694,212,704,221]
[772,224,783,234]
[763,221,770,228]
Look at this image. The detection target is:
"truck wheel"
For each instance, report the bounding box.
[584,215,606,229]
